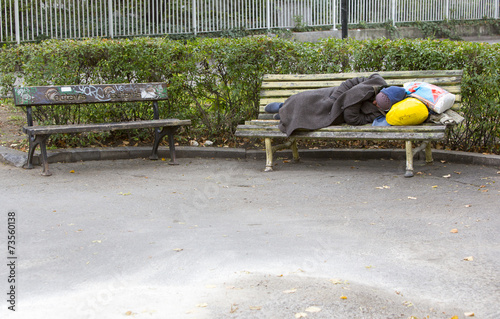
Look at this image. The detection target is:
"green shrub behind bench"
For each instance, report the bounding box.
[0,36,498,153]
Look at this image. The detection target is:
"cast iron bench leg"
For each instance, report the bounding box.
[167,127,179,165]
[25,134,52,176]
[150,126,179,165]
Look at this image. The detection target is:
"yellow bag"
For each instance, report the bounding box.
[386,97,429,126]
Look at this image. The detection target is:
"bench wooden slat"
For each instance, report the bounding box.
[13,83,168,106]
[261,77,462,90]
[235,124,446,140]
[260,85,461,97]
[23,119,191,135]
[263,70,463,81]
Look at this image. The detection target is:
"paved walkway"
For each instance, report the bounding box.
[1,154,499,319]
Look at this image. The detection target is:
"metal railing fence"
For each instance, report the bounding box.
[1,0,499,43]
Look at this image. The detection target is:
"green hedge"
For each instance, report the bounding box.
[1,37,499,153]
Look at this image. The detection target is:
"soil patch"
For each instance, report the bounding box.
[0,101,27,150]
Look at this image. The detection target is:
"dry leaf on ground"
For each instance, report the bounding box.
[283,288,297,294]
[305,306,321,313]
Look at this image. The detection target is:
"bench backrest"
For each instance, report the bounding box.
[257,70,463,120]
[13,83,169,126]
[13,83,168,106]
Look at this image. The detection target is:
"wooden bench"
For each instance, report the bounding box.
[13,83,191,176]
[235,70,463,177]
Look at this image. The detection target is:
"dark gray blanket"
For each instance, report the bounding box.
[278,74,387,136]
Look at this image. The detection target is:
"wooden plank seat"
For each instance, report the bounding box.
[235,70,463,177]
[13,83,191,176]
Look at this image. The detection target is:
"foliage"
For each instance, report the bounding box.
[0,37,499,153]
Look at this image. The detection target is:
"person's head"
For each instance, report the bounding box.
[375,86,407,111]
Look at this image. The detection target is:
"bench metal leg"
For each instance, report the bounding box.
[291,138,300,162]
[425,142,434,164]
[405,141,414,178]
[265,138,300,172]
[150,126,179,165]
[167,127,179,165]
[264,138,273,172]
[405,140,433,178]
[25,134,52,176]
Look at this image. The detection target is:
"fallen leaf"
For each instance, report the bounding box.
[340,295,347,300]
[125,310,133,316]
[450,228,458,233]
[463,256,474,261]
[69,170,75,173]
[118,192,132,196]
[249,306,262,310]
[450,316,459,319]
[329,279,343,285]
[305,306,321,313]
[92,240,102,243]
[432,185,438,188]
[464,312,475,317]
[173,248,183,252]
[295,313,308,318]
[230,304,238,313]
[283,288,297,294]
[196,303,208,308]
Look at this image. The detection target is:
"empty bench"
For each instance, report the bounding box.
[13,83,191,176]
[235,70,463,177]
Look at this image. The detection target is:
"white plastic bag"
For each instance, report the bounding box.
[404,82,456,114]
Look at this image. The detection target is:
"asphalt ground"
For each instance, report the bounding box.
[1,153,499,319]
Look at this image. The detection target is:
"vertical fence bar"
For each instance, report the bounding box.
[14,0,20,43]
[267,0,270,29]
[332,0,337,29]
[392,0,396,25]
[193,0,197,35]
[108,0,113,38]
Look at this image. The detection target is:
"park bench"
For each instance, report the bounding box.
[235,70,463,177]
[13,83,191,176]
